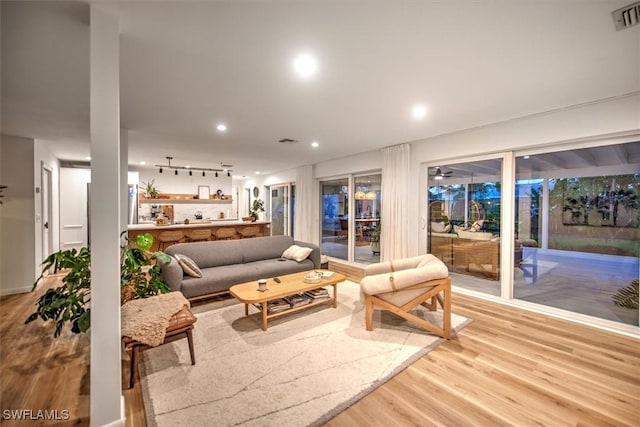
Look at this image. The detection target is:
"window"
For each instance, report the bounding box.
[514,142,640,326]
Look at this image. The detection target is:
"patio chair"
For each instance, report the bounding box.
[360,254,451,338]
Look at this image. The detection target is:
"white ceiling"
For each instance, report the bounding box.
[2,1,639,177]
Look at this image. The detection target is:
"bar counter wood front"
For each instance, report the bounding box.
[128,221,270,251]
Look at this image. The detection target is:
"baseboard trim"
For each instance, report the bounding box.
[0,286,32,296]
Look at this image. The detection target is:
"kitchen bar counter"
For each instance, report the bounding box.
[128,220,269,231]
[128,221,270,251]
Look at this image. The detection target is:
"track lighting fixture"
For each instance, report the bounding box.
[155,156,233,177]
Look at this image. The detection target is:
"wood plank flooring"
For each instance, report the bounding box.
[1,268,638,426]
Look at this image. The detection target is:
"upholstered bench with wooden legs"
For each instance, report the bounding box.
[360,254,451,339]
[122,306,197,388]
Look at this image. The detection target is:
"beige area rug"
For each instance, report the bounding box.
[141,281,470,426]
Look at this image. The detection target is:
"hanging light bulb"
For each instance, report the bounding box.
[159,167,163,174]
[215,172,218,178]
[189,170,193,176]
[174,170,178,175]
[227,171,231,177]
[202,171,206,177]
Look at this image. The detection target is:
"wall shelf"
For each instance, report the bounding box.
[139,194,232,205]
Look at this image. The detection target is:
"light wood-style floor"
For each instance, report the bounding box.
[1,268,638,426]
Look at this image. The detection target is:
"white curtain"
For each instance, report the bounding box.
[380,144,410,261]
[294,164,317,243]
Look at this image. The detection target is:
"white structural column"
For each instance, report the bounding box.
[120,130,129,232]
[90,5,123,426]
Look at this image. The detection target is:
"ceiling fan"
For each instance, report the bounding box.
[430,167,453,180]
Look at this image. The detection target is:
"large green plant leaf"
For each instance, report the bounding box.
[135,233,154,251]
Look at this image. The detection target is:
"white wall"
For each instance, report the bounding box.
[137,168,236,220]
[1,134,36,295]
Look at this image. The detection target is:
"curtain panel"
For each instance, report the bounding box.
[294,164,316,243]
[381,144,410,261]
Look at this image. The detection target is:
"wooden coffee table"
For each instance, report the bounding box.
[229,270,346,331]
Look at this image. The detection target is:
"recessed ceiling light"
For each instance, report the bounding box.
[293,53,317,78]
[311,141,319,148]
[185,165,191,168]
[217,123,227,131]
[412,105,427,119]
[523,155,530,159]
[139,161,146,165]
[85,156,91,161]
[255,171,261,175]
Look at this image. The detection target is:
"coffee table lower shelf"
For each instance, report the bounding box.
[229,270,346,331]
[248,295,336,330]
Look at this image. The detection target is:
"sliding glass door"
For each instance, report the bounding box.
[427,158,503,296]
[320,178,349,261]
[354,174,381,264]
[514,142,639,326]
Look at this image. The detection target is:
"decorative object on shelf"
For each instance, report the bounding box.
[197,186,210,200]
[156,156,232,177]
[253,186,259,197]
[249,198,265,221]
[25,232,171,338]
[142,180,160,198]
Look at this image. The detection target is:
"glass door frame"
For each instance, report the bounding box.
[423,152,514,300]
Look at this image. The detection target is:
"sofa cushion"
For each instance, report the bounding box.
[282,245,313,262]
[166,240,243,269]
[241,235,294,263]
[431,222,451,233]
[174,254,203,278]
[249,258,315,278]
[179,264,261,298]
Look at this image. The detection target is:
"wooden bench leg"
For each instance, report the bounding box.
[187,329,196,365]
[130,345,140,389]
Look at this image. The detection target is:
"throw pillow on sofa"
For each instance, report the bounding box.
[282,245,313,262]
[431,222,451,233]
[175,254,203,278]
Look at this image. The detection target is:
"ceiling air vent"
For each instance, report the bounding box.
[612,2,640,30]
[278,138,299,144]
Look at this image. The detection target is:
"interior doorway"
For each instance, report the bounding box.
[269,184,292,236]
[41,162,53,259]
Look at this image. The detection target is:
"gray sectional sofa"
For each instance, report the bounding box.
[161,235,321,299]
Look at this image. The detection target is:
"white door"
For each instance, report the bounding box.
[41,163,53,257]
[59,167,91,250]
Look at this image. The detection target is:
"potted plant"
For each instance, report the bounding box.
[368,221,381,254]
[25,232,171,337]
[249,198,265,222]
[141,179,160,199]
